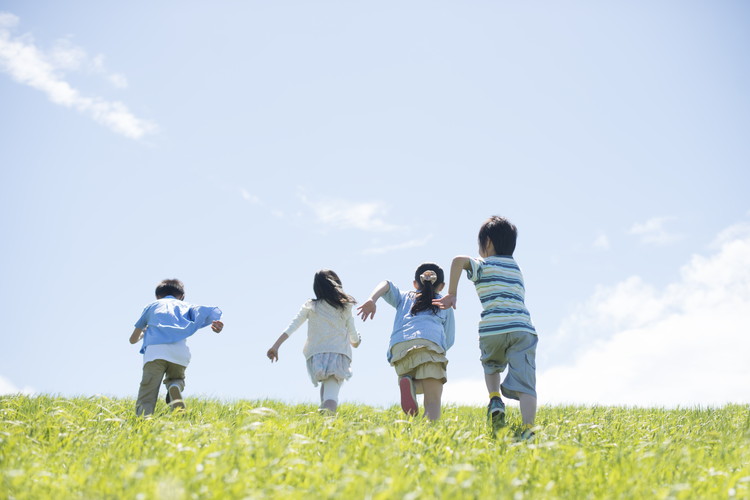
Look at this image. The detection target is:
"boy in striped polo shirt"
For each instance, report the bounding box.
[433,216,537,438]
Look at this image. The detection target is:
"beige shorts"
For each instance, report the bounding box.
[390,339,448,384]
[479,331,537,400]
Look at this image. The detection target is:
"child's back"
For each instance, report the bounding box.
[267,270,360,414]
[434,216,538,438]
[129,279,223,416]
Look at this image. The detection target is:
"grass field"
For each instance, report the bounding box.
[1,395,749,499]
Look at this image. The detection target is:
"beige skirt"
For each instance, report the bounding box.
[390,339,448,384]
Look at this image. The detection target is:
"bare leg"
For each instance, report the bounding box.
[485,372,501,394]
[421,378,443,421]
[519,393,537,427]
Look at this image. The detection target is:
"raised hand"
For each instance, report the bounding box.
[432,294,457,310]
[356,300,377,321]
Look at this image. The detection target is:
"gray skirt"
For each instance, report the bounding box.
[306,353,353,386]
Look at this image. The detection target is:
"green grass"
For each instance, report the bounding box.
[1,396,749,499]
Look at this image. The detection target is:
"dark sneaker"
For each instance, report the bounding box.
[167,385,185,410]
[519,428,536,441]
[487,396,506,429]
[398,376,418,416]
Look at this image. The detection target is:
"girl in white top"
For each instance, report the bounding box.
[267,269,361,413]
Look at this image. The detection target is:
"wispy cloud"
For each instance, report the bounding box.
[362,235,432,255]
[0,374,35,395]
[538,220,750,407]
[593,232,610,250]
[299,192,401,232]
[629,216,681,245]
[238,187,286,218]
[240,188,261,205]
[0,12,156,139]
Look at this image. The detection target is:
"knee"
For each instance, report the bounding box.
[421,378,443,400]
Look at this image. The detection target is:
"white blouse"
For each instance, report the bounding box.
[283,300,360,359]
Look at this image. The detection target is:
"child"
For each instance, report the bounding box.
[357,263,455,421]
[129,278,223,416]
[267,270,361,414]
[433,216,537,438]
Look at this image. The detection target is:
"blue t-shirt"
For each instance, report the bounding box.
[134,296,222,354]
[383,282,455,362]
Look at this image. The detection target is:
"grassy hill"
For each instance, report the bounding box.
[1,396,748,499]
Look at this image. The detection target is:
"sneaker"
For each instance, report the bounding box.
[167,385,185,410]
[519,428,536,441]
[487,396,506,428]
[398,376,418,416]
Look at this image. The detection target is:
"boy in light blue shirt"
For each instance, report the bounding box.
[129,278,223,416]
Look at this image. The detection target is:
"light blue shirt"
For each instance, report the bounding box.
[382,282,455,362]
[134,296,222,354]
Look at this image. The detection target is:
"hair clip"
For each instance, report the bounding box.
[420,270,437,284]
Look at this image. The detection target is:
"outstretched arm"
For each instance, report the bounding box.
[432,256,472,309]
[267,333,289,362]
[129,328,144,344]
[356,281,389,321]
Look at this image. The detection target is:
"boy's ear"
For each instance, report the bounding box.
[436,283,445,292]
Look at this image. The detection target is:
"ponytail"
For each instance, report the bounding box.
[410,264,444,315]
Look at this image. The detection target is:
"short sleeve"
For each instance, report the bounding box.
[188,305,223,328]
[465,257,484,283]
[134,304,151,329]
[443,308,455,350]
[382,282,401,308]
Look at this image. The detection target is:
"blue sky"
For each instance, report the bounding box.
[1,1,748,409]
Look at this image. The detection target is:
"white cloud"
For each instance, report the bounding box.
[539,221,750,407]
[0,12,18,29]
[240,188,261,204]
[0,375,35,395]
[443,378,488,406]
[363,235,432,255]
[91,53,128,89]
[712,222,750,249]
[593,233,610,250]
[629,216,682,245]
[300,193,401,232]
[0,12,155,139]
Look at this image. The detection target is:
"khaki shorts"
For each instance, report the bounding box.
[479,331,537,400]
[390,339,448,384]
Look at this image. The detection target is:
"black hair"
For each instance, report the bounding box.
[313,269,356,309]
[478,215,517,256]
[410,262,445,315]
[155,278,185,299]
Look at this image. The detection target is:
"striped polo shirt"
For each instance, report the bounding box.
[466,255,537,337]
